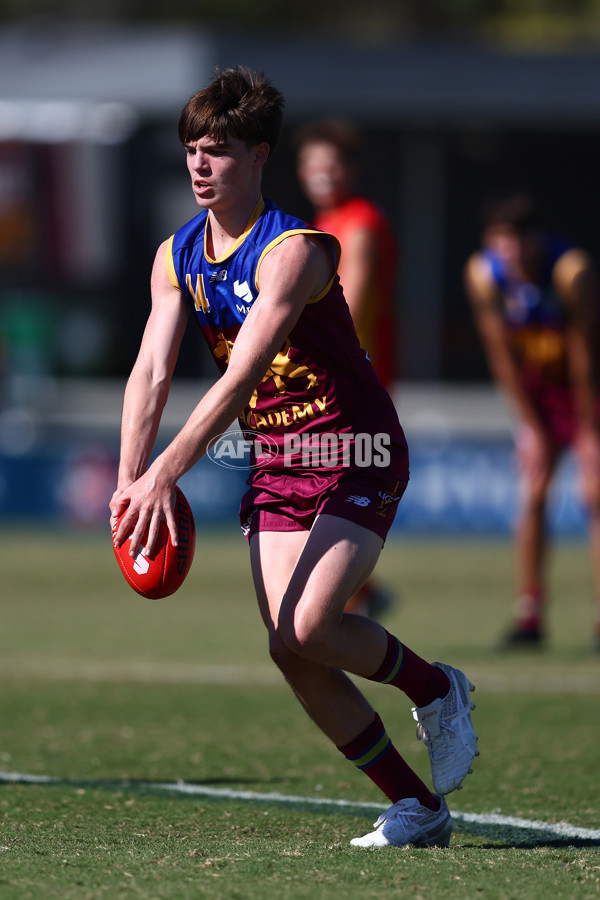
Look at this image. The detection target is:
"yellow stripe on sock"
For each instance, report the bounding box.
[380,640,404,684]
[350,732,391,770]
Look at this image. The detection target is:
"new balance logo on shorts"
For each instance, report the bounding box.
[346,495,371,507]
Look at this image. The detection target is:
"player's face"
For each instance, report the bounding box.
[297,141,352,209]
[184,134,268,212]
[483,225,539,276]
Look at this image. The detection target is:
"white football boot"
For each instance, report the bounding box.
[412,662,479,795]
[350,795,452,848]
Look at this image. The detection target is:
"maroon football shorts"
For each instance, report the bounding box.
[239,461,408,543]
[521,380,599,448]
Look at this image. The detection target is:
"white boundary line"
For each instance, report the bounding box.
[1,771,599,842]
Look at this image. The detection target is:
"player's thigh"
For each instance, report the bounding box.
[250,514,383,633]
[250,528,311,630]
[278,513,383,634]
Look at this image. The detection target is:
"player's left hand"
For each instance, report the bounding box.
[110,473,178,558]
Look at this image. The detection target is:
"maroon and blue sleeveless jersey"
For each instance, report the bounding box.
[482,236,572,388]
[165,196,407,473]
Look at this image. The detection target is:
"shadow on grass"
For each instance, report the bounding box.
[454,819,600,850]
[2,771,598,850]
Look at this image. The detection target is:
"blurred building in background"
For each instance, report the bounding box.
[1,22,598,530]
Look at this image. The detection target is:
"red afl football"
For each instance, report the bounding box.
[112,485,196,599]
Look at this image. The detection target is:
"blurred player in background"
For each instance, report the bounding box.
[465,192,600,652]
[295,119,399,618]
[295,120,398,390]
[111,66,478,848]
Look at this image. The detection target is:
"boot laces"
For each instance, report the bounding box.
[416,702,472,760]
[373,802,419,831]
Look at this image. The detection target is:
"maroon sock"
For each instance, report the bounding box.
[515,586,545,631]
[337,713,438,809]
[367,631,450,708]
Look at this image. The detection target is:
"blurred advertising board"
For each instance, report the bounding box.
[0,434,587,537]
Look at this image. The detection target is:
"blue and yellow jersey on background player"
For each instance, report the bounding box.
[481,236,573,389]
[165,195,407,473]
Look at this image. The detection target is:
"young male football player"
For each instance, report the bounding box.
[111,66,478,847]
[465,192,600,651]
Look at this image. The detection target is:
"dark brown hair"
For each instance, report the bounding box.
[294,119,360,163]
[178,65,285,157]
[481,192,541,234]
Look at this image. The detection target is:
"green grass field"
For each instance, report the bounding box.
[1,528,599,899]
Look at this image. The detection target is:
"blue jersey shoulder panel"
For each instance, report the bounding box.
[483,234,573,327]
[168,198,335,332]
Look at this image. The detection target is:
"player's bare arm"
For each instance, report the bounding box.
[465,252,548,437]
[554,249,600,435]
[339,225,378,324]
[114,233,333,557]
[110,240,189,539]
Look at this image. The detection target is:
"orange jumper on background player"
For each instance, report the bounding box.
[295,120,398,390]
[465,192,600,652]
[295,120,399,618]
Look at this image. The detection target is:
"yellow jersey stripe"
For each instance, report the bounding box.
[204,196,266,264]
[255,230,341,303]
[165,234,180,291]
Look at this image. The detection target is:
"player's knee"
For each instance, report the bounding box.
[277,611,329,663]
[268,627,320,676]
[268,630,296,672]
[522,481,549,512]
